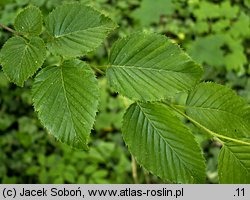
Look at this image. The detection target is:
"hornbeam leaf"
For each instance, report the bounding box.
[107,32,203,101]
[218,141,250,183]
[186,82,250,138]
[122,102,206,183]
[32,60,99,150]
[45,3,116,57]
[0,36,46,86]
[14,5,43,36]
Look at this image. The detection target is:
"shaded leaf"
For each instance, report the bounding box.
[188,35,226,68]
[122,102,206,183]
[131,0,174,26]
[32,60,99,149]
[219,1,239,19]
[218,141,250,183]
[229,13,250,38]
[107,32,203,101]
[193,1,221,19]
[46,3,116,57]
[186,82,250,139]
[14,5,43,36]
[0,36,46,86]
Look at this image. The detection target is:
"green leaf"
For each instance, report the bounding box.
[45,3,116,57]
[229,13,250,38]
[122,102,206,183]
[131,0,174,26]
[14,5,43,36]
[0,71,9,88]
[211,19,230,33]
[107,32,203,101]
[186,82,250,139]
[32,60,99,150]
[218,141,250,183]
[192,21,209,34]
[0,36,46,86]
[224,26,248,72]
[224,49,247,72]
[219,1,239,19]
[0,113,15,131]
[193,1,221,19]
[187,35,226,68]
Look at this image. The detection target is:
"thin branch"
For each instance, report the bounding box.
[91,65,105,75]
[173,104,186,110]
[166,102,250,146]
[0,23,19,35]
[143,169,150,184]
[132,156,138,184]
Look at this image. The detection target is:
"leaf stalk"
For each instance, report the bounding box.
[166,102,250,146]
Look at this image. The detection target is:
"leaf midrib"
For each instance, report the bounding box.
[53,25,112,39]
[59,66,77,138]
[186,106,246,121]
[14,39,29,84]
[59,66,87,146]
[110,65,200,74]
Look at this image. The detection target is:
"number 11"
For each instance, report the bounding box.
[236,188,245,197]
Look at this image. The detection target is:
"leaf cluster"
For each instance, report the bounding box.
[131,0,250,73]
[0,2,250,183]
[0,76,133,184]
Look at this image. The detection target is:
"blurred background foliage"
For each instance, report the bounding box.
[0,0,249,183]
